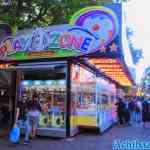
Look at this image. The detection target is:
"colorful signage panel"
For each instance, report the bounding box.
[0,5,120,61]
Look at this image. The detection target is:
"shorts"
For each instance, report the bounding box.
[28,116,39,128]
[17,119,29,129]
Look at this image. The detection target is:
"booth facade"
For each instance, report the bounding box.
[3,61,118,137]
[0,4,133,137]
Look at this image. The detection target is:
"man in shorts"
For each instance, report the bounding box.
[27,95,41,139]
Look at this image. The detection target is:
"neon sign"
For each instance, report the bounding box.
[12,30,94,53]
[0,6,119,60]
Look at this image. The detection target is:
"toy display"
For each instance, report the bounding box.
[20,80,66,129]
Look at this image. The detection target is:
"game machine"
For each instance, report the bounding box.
[70,65,117,135]
[70,64,97,135]
[96,78,117,133]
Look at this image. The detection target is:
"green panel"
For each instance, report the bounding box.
[8,49,80,60]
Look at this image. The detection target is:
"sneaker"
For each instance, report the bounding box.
[23,141,30,145]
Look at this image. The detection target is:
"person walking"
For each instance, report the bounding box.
[123,97,130,126]
[128,97,136,124]
[116,98,126,125]
[27,94,41,139]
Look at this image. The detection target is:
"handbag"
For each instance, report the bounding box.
[9,124,20,144]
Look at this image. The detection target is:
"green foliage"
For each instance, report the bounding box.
[0,0,115,29]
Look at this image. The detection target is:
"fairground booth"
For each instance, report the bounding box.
[0,4,134,137]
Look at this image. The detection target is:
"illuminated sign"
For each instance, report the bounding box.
[70,6,119,46]
[12,27,95,53]
[0,6,119,61]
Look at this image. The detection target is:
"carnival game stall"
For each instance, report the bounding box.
[0,4,134,137]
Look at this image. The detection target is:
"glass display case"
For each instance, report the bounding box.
[16,64,67,137]
[96,78,117,132]
[20,80,66,129]
[71,64,97,130]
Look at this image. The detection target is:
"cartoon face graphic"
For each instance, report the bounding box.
[30,28,47,51]
[83,14,114,40]
[71,7,118,49]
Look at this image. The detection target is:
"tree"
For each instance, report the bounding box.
[0,0,113,30]
[0,0,130,30]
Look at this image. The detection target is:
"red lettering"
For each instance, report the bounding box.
[69,36,83,49]
[59,33,71,48]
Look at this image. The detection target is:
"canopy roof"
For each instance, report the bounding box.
[89,58,134,86]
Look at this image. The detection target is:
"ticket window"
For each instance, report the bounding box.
[17,66,67,129]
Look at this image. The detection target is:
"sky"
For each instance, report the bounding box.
[125,0,150,83]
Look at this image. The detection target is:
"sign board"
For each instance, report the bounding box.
[0,5,120,61]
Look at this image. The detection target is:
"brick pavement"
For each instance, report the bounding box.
[0,123,150,150]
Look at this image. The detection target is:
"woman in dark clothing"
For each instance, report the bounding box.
[123,99,130,125]
[142,98,150,128]
[128,98,136,124]
[116,98,126,125]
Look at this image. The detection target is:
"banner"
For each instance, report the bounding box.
[0,4,121,61]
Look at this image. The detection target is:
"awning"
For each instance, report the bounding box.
[89,58,134,86]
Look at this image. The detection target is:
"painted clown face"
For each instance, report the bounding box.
[82,14,114,44]
[72,7,118,49]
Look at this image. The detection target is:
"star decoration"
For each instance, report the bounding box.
[109,42,118,52]
[100,45,107,53]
